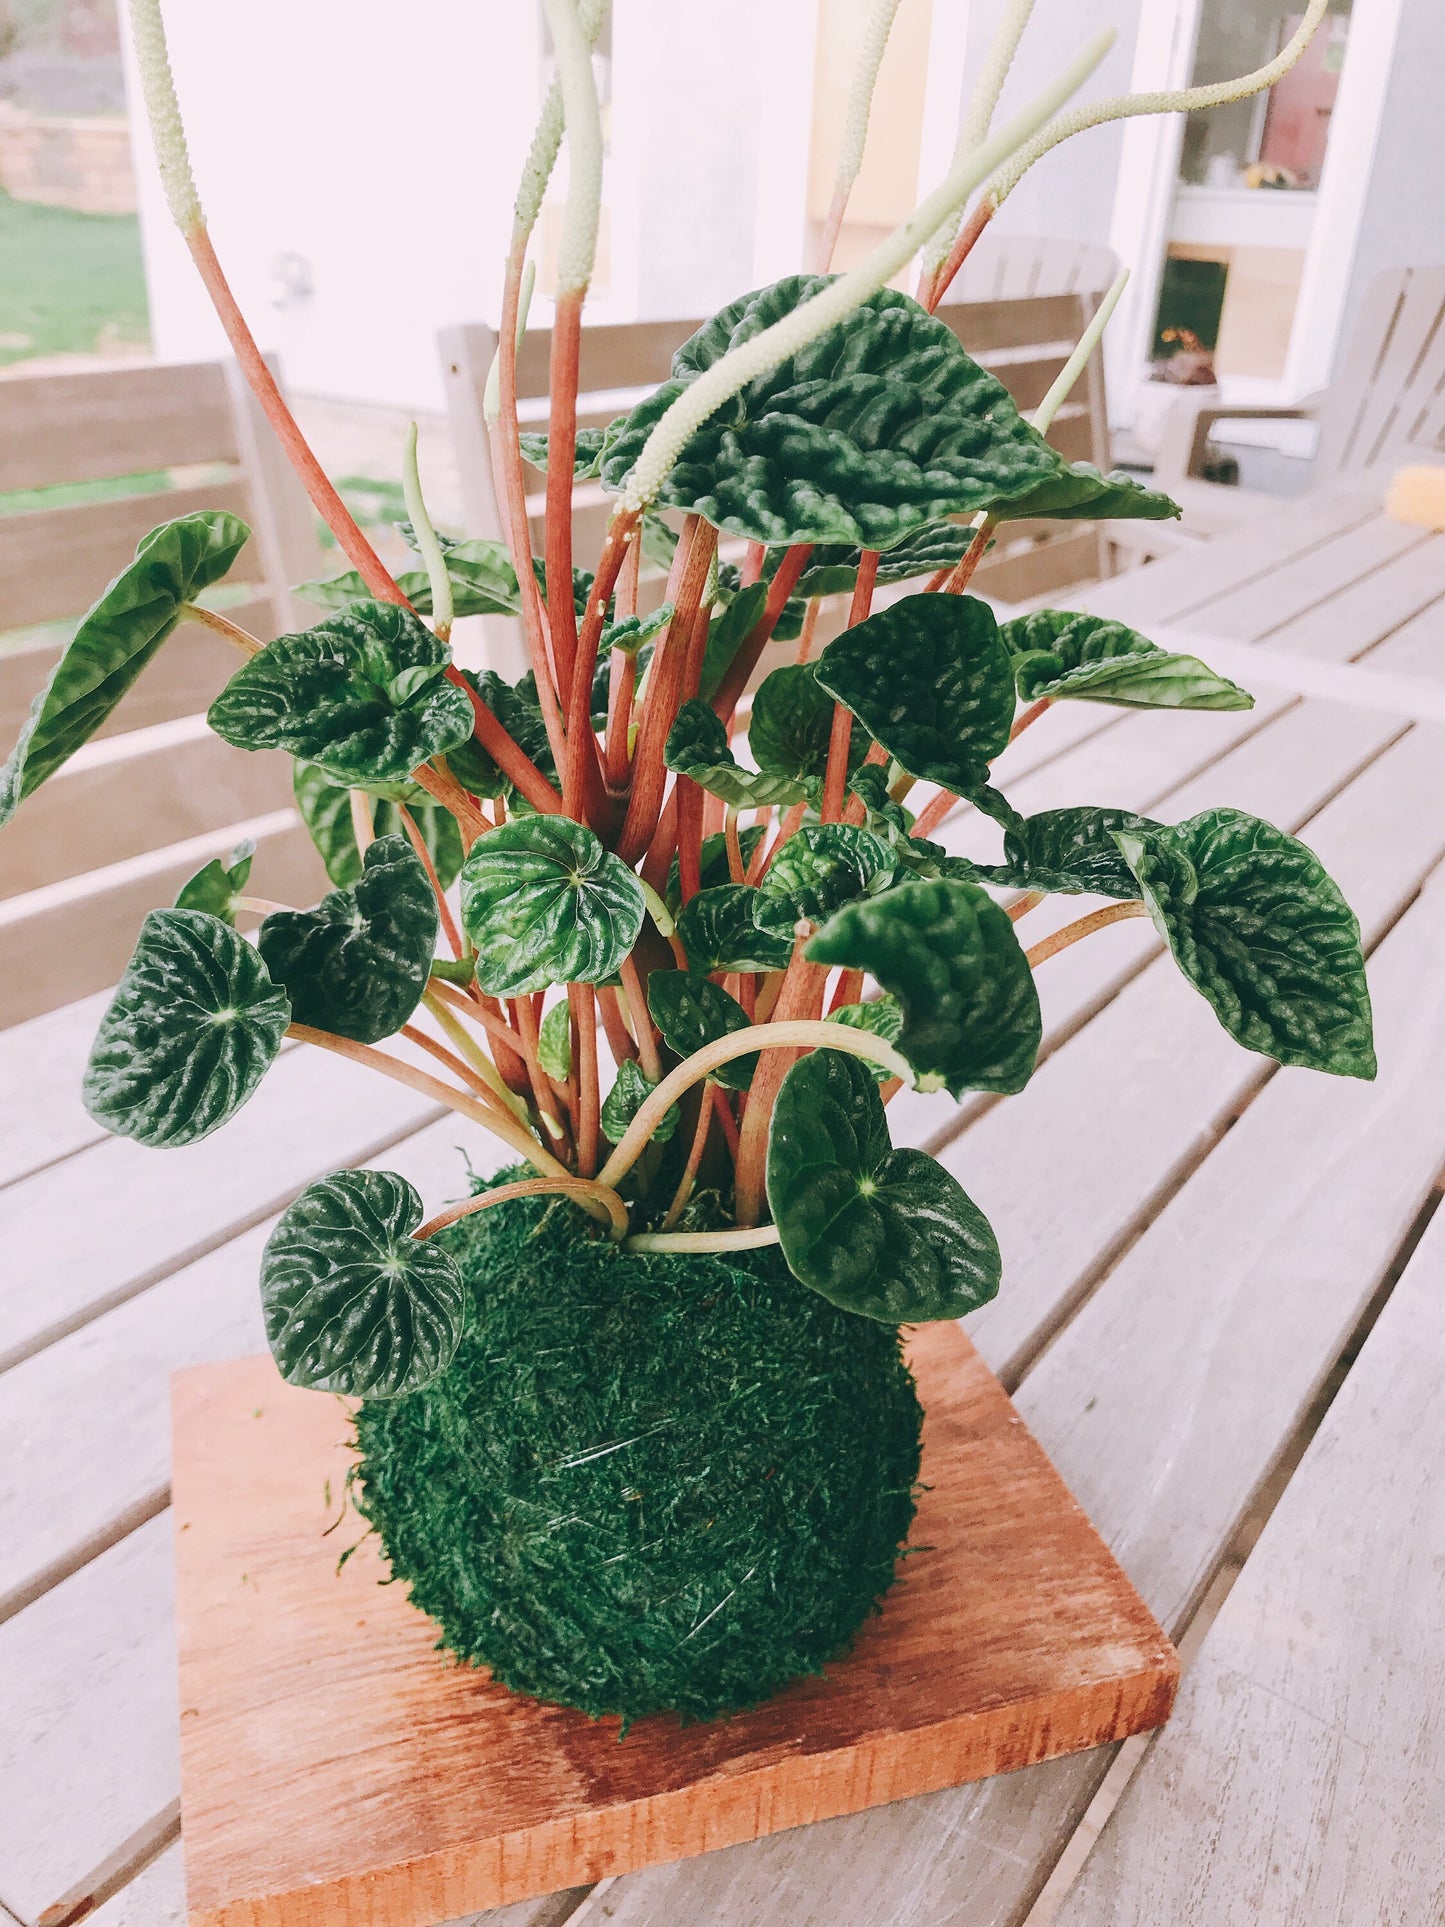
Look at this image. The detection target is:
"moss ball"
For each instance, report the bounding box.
[352,1190,922,1725]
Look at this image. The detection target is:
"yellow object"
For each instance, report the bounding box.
[1386,466,1445,533]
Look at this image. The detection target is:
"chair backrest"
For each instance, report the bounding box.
[1316,266,1445,480]
[0,358,329,1026]
[945,229,1119,304]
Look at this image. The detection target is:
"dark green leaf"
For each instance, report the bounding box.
[794,522,977,598]
[665,699,808,810]
[1000,610,1253,710]
[260,1169,465,1397]
[641,511,680,572]
[602,601,674,657]
[600,1057,679,1144]
[816,591,1015,795]
[807,877,1040,1096]
[647,970,756,1089]
[258,835,436,1044]
[767,1049,1000,1321]
[0,511,249,825]
[293,761,464,890]
[518,425,610,480]
[664,826,765,913]
[460,815,646,997]
[1115,809,1375,1078]
[174,837,254,925]
[748,661,869,783]
[676,884,793,974]
[699,580,767,704]
[83,908,289,1147]
[538,1000,573,1081]
[826,994,903,1082]
[208,601,473,786]
[994,461,1181,524]
[300,535,524,620]
[600,278,1066,547]
[752,822,897,941]
[449,668,554,801]
[978,806,1160,899]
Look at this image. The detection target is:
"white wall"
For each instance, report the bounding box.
[123,0,544,412]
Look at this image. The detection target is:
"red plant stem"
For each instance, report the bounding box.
[745,812,773,885]
[545,289,584,691]
[1007,889,1046,923]
[821,551,879,822]
[399,1023,505,1110]
[710,544,813,727]
[1010,695,1053,742]
[713,1086,741,1160]
[741,542,766,587]
[454,674,563,817]
[617,517,716,865]
[732,944,825,1226]
[841,741,889,827]
[396,803,463,957]
[426,979,529,1079]
[619,954,664,1083]
[814,181,850,275]
[923,563,954,593]
[186,228,401,603]
[793,598,823,664]
[659,1081,717,1232]
[513,994,570,1156]
[911,785,959,841]
[757,799,808,881]
[943,517,995,596]
[827,968,864,1014]
[598,985,639,1067]
[724,807,745,885]
[604,538,643,791]
[922,195,996,313]
[676,778,705,903]
[1025,900,1147,968]
[568,982,600,1179]
[567,512,638,825]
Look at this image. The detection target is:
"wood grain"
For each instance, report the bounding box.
[171,1325,1177,1926]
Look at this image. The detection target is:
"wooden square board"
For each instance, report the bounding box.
[171,1323,1178,1925]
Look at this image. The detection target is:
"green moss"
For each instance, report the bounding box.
[352,1188,922,1726]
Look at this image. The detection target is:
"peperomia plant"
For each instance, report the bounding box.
[7,0,1359,1409]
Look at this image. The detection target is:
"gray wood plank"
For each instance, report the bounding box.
[1262,528,1445,662]
[1056,1200,1445,1927]
[0,988,112,1188]
[1178,512,1430,646]
[583,826,1445,1925]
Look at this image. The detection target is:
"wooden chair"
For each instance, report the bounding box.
[1152,265,1445,532]
[0,359,329,1027]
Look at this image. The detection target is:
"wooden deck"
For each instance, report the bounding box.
[2,485,1443,1926]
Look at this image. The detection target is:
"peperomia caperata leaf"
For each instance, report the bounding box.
[260,1169,465,1397]
[292,760,465,891]
[601,1058,679,1144]
[174,837,255,926]
[766,1048,1001,1322]
[1000,610,1253,710]
[676,884,794,974]
[993,462,1181,524]
[752,823,896,941]
[83,908,290,1148]
[748,661,868,785]
[0,510,250,826]
[1115,808,1376,1079]
[665,826,766,913]
[459,815,646,998]
[807,877,1040,1097]
[517,425,610,480]
[601,278,1071,548]
[297,533,525,620]
[977,806,1161,900]
[699,581,767,704]
[647,970,757,1090]
[207,600,474,786]
[826,994,904,1083]
[258,834,437,1045]
[665,699,809,810]
[816,592,1016,797]
[538,1001,573,1082]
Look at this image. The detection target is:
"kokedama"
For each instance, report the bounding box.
[1,0,1359,1724]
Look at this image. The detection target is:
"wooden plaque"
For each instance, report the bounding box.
[171,1325,1177,1925]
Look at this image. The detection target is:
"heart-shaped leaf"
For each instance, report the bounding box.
[600,278,1069,547]
[826,993,903,1082]
[665,825,766,913]
[260,1169,466,1397]
[83,908,290,1147]
[460,815,646,997]
[600,1058,680,1144]
[538,1001,573,1081]
[258,834,437,1044]
[676,884,794,974]
[0,511,249,826]
[994,462,1181,524]
[665,699,809,810]
[748,661,869,784]
[174,837,255,925]
[978,806,1160,899]
[807,877,1040,1097]
[647,969,757,1089]
[767,1048,1001,1322]
[1115,809,1375,1078]
[298,534,525,620]
[753,823,897,941]
[293,761,464,890]
[208,600,474,786]
[1001,610,1252,710]
[816,592,1015,795]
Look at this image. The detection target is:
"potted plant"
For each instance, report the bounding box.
[2,0,1358,1735]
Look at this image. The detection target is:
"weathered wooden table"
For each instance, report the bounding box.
[3,484,1443,1927]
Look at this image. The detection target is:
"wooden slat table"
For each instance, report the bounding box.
[2,485,1442,1927]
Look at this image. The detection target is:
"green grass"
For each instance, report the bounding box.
[0,189,150,365]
